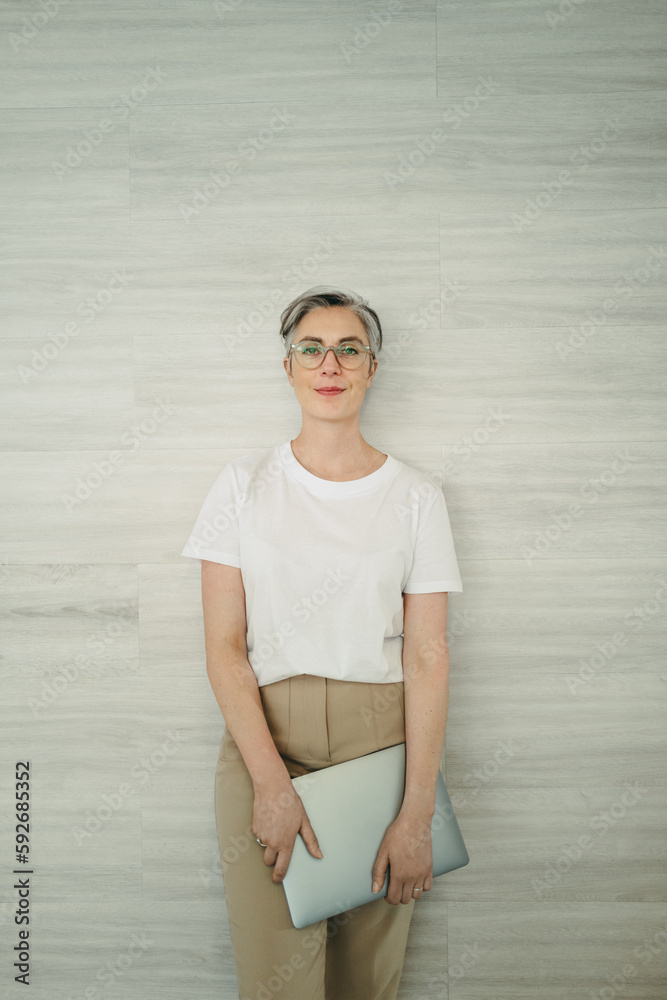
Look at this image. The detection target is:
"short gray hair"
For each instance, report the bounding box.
[280,286,383,364]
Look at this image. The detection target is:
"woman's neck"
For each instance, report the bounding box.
[289,434,386,482]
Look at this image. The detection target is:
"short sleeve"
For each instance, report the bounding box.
[181,463,241,568]
[403,485,463,594]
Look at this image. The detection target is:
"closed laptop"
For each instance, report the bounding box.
[281,741,469,929]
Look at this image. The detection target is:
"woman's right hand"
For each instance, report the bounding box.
[252,779,324,884]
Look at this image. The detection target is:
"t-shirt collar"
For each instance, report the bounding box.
[278,440,398,497]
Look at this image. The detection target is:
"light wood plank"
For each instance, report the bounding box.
[0,0,435,109]
[129,93,666,220]
[437,0,667,96]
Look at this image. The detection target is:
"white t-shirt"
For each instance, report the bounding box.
[181,440,463,688]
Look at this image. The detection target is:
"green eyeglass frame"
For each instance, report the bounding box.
[288,340,375,370]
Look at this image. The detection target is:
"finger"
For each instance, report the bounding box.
[384,874,401,905]
[300,817,324,859]
[263,846,278,867]
[272,848,293,884]
[371,855,388,894]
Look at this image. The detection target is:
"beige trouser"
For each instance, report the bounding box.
[214,672,416,1000]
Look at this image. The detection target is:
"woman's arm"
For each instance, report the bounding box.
[202,559,324,877]
[201,559,292,794]
[399,591,450,820]
[371,591,450,902]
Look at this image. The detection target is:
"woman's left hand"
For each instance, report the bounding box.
[371,812,433,905]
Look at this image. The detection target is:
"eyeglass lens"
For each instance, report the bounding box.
[293,341,368,369]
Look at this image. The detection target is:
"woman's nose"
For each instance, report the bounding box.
[319,347,343,371]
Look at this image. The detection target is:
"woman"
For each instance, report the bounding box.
[181,286,463,1000]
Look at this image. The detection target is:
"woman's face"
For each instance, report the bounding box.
[283,306,379,421]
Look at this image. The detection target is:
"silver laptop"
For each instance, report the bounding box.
[281,741,469,929]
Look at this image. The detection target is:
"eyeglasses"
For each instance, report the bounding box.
[288,340,374,370]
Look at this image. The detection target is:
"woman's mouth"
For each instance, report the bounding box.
[315,388,345,395]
